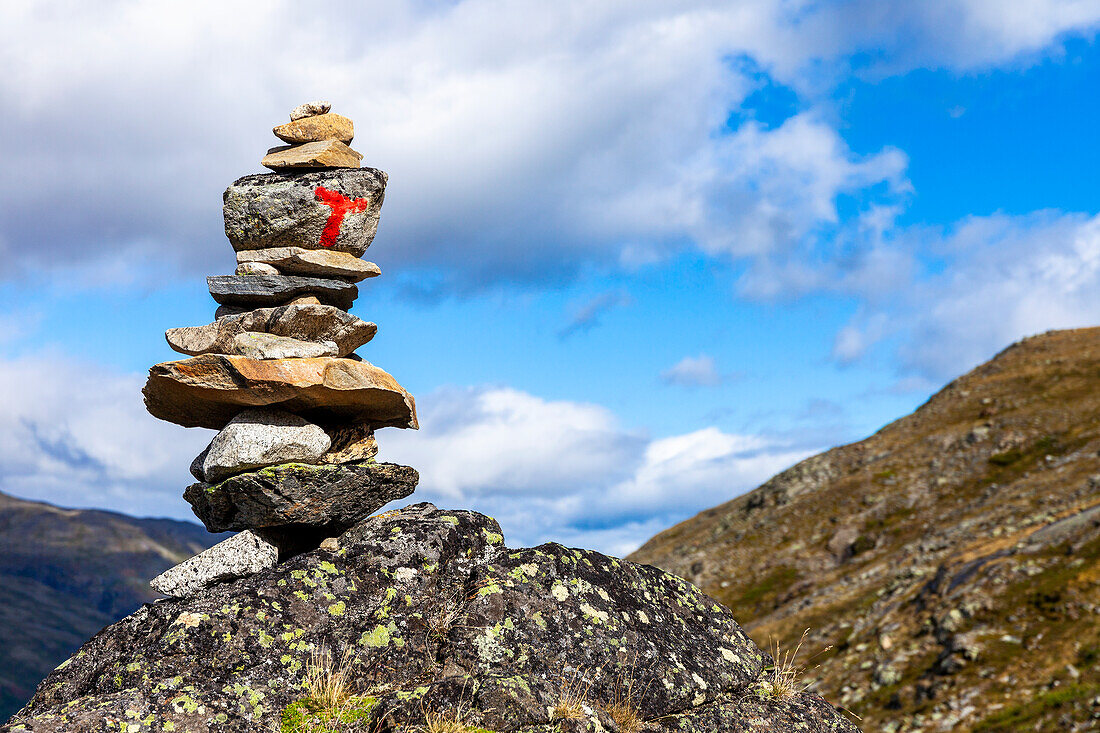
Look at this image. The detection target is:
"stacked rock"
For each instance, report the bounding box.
[144,102,419,596]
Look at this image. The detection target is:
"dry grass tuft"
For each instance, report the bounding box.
[303,645,358,710]
[551,669,591,721]
[600,661,644,733]
[755,629,832,701]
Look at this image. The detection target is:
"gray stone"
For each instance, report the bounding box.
[261,141,362,170]
[207,274,357,310]
[319,423,378,464]
[184,462,419,533]
[214,304,248,319]
[229,332,338,359]
[235,261,280,276]
[149,530,277,597]
[290,100,331,120]
[143,355,418,431]
[222,168,386,257]
[166,303,376,358]
[189,446,209,482]
[237,247,380,282]
[202,408,332,483]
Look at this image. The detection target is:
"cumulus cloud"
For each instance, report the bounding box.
[834,211,1100,380]
[378,386,815,552]
[4,1,1095,292]
[0,352,209,518]
[660,354,724,387]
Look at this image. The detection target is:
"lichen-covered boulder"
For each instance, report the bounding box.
[7,504,859,733]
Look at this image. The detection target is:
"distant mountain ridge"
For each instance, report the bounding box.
[630,327,1100,732]
[0,491,220,720]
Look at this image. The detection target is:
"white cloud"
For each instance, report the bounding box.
[3,1,1095,291]
[383,386,814,552]
[835,211,1100,380]
[0,352,209,518]
[660,354,724,387]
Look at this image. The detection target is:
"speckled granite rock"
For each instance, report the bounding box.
[200,409,331,483]
[223,168,386,257]
[8,504,858,732]
[150,530,277,598]
[184,462,418,533]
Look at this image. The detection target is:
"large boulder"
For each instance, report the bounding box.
[223,168,386,256]
[184,462,419,533]
[8,504,859,733]
[142,355,417,430]
[165,303,377,359]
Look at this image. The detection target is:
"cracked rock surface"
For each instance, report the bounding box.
[8,504,857,732]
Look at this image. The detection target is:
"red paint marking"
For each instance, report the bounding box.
[314,186,370,248]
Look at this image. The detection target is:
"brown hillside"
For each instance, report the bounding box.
[630,327,1100,732]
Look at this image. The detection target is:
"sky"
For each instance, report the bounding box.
[3,0,1100,555]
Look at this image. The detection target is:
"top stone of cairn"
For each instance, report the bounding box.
[262,101,361,171]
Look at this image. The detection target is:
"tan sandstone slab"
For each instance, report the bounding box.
[143,355,418,430]
[237,247,380,282]
[273,113,354,145]
[262,140,362,170]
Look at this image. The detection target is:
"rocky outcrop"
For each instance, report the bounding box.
[7,504,858,733]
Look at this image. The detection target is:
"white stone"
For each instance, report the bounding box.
[150,530,277,597]
[229,331,338,359]
[202,408,331,483]
[290,100,331,120]
[236,261,280,276]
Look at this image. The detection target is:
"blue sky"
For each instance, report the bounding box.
[3,1,1100,554]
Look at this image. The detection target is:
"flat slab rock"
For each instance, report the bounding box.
[262,140,363,170]
[207,274,357,310]
[237,246,380,282]
[150,530,277,598]
[273,112,354,145]
[142,354,417,430]
[166,303,376,359]
[184,461,419,533]
[10,504,858,732]
[223,168,386,257]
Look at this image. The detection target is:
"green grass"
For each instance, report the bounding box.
[972,684,1100,731]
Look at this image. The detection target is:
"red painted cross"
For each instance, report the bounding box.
[314,186,370,248]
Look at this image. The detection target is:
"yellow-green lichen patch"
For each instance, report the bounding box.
[359,624,391,648]
[327,601,346,616]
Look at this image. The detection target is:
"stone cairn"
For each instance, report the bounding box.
[144,101,420,597]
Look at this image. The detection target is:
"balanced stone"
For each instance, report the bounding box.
[237,247,380,282]
[290,100,331,120]
[235,261,279,276]
[150,530,277,597]
[207,274,357,310]
[261,140,362,170]
[184,462,419,533]
[189,445,210,481]
[223,168,386,257]
[166,303,377,358]
[273,113,354,145]
[202,408,331,483]
[319,423,378,464]
[230,332,337,359]
[142,355,418,430]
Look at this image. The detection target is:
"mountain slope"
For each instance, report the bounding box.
[630,327,1100,732]
[0,491,220,720]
